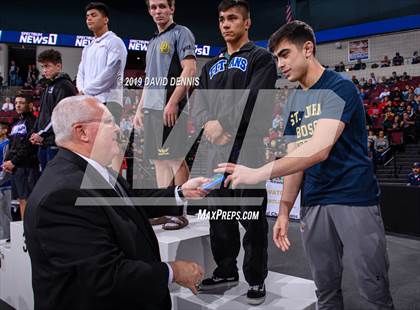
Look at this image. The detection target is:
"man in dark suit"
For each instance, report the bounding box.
[24,95,207,310]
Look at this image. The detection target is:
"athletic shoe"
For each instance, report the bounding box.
[199,275,239,290]
[246,283,266,305]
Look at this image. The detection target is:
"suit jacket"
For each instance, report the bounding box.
[24,148,176,310]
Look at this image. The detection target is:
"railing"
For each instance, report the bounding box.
[377,146,399,178]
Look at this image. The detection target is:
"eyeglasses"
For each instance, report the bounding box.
[72,116,116,127]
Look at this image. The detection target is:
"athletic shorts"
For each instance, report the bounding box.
[11,167,39,200]
[143,109,188,160]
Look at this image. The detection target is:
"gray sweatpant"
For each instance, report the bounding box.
[0,189,12,240]
[300,205,394,310]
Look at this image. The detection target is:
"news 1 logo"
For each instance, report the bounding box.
[195,45,210,56]
[75,36,94,47]
[19,32,58,45]
[128,40,149,51]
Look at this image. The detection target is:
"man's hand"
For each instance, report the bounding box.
[163,103,179,127]
[214,163,265,189]
[213,132,232,145]
[29,133,44,145]
[203,120,224,144]
[2,161,15,173]
[181,177,211,199]
[133,109,144,130]
[273,207,291,252]
[168,261,204,294]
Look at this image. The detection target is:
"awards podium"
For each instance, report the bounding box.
[0,222,33,310]
[154,215,316,310]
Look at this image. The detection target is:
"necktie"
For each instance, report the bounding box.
[106,168,127,198]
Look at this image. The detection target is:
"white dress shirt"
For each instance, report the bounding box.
[2,102,14,112]
[75,152,174,285]
[77,31,127,104]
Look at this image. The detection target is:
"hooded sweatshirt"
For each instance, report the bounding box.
[34,72,77,146]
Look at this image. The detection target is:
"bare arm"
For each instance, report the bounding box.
[164,57,196,127]
[216,119,346,188]
[167,57,196,108]
[259,119,345,180]
[273,143,304,251]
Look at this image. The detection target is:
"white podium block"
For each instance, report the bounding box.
[153,215,245,279]
[0,221,34,310]
[171,270,317,310]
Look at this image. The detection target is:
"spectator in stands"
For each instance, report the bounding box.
[416,103,420,139]
[383,110,395,132]
[392,52,404,66]
[2,95,39,220]
[396,101,406,117]
[380,76,389,85]
[380,55,390,67]
[353,59,366,71]
[373,130,389,163]
[401,72,410,81]
[32,105,40,118]
[370,72,377,84]
[415,84,420,96]
[0,74,3,87]
[30,49,77,171]
[29,73,39,87]
[380,97,396,113]
[8,60,18,86]
[411,94,420,111]
[389,71,400,84]
[28,65,39,83]
[407,87,415,103]
[367,129,377,155]
[378,96,389,112]
[335,61,345,72]
[359,87,368,101]
[272,114,281,130]
[15,67,23,86]
[406,104,416,119]
[391,86,402,102]
[402,111,416,143]
[351,75,359,85]
[366,79,374,89]
[120,117,132,137]
[412,51,420,64]
[402,85,410,101]
[379,87,390,100]
[0,122,11,241]
[359,77,367,88]
[26,65,33,84]
[407,162,420,187]
[367,104,380,119]
[1,97,14,112]
[390,115,403,132]
[22,82,34,91]
[268,128,278,142]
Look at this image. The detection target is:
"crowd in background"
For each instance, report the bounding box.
[334,50,420,72]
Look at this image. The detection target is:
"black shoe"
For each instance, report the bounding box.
[246,284,266,305]
[199,275,239,290]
